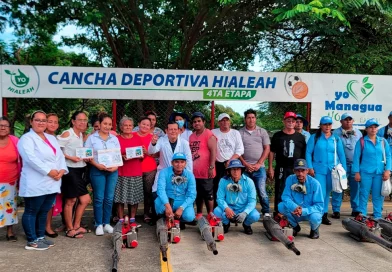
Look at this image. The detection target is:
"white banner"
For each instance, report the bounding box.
[310,74,392,129]
[0,65,312,102]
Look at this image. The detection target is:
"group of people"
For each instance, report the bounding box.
[0,108,391,250]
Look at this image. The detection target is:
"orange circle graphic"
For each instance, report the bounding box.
[292,82,308,99]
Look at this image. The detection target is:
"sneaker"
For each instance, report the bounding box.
[25,240,49,251]
[96,225,104,236]
[223,223,230,233]
[293,225,301,237]
[103,224,114,234]
[243,223,253,235]
[37,237,55,248]
[331,212,340,219]
[308,228,320,239]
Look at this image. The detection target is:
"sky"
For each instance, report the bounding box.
[0,24,263,114]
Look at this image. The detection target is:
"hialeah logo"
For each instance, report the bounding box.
[4,66,39,95]
[325,76,381,121]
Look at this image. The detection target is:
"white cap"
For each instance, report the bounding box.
[218,113,231,121]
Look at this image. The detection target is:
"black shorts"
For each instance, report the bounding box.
[196,178,214,200]
[61,167,89,198]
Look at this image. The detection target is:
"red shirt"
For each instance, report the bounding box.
[0,138,19,183]
[137,132,157,173]
[117,134,143,177]
[189,129,216,179]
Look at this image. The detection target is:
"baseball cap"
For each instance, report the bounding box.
[341,113,353,120]
[218,113,230,121]
[191,111,205,120]
[296,114,308,127]
[172,152,187,161]
[320,116,333,125]
[388,111,392,117]
[226,159,245,169]
[294,159,308,170]
[365,118,379,128]
[284,112,297,120]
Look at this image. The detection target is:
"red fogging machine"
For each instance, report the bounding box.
[156,217,181,262]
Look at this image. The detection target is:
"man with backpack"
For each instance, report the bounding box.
[377,111,392,156]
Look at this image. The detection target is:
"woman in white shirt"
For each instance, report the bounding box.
[18,110,68,251]
[58,111,91,238]
[85,113,120,236]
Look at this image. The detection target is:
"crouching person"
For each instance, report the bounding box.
[278,159,324,239]
[155,153,196,229]
[214,159,260,235]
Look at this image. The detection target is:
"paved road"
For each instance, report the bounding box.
[0,201,391,272]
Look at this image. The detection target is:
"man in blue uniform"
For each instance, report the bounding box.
[155,153,196,227]
[214,159,260,235]
[333,113,362,217]
[295,114,311,143]
[278,159,324,239]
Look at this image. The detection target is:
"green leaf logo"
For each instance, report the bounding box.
[7,69,30,88]
[346,77,374,103]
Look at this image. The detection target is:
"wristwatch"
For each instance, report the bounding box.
[209,165,215,169]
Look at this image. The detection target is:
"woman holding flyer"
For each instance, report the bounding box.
[57,111,91,238]
[115,116,144,223]
[85,113,120,236]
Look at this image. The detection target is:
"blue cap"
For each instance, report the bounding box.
[365,118,379,128]
[296,114,308,127]
[191,111,205,120]
[172,152,187,161]
[226,159,245,169]
[388,111,392,117]
[341,113,353,120]
[294,159,308,170]
[320,116,333,125]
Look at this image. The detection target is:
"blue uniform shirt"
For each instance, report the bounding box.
[333,127,362,166]
[377,125,392,156]
[216,174,257,214]
[306,132,347,175]
[156,166,196,210]
[352,135,391,174]
[281,174,324,216]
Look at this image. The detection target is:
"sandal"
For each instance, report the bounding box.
[6,234,17,242]
[143,215,152,224]
[75,226,91,234]
[65,229,84,238]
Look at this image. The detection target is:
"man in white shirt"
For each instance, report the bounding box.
[212,113,244,207]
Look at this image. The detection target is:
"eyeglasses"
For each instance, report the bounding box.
[76,119,88,123]
[0,124,10,128]
[33,119,47,123]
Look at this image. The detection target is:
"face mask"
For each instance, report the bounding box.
[226,183,242,193]
[176,120,185,129]
[291,183,307,194]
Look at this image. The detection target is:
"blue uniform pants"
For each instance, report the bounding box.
[213,206,260,226]
[359,172,384,219]
[278,202,322,231]
[315,171,342,213]
[155,197,195,222]
[347,165,360,212]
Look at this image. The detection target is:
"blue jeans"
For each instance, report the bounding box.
[213,206,260,226]
[22,193,56,242]
[90,166,118,226]
[245,168,269,214]
[278,202,322,231]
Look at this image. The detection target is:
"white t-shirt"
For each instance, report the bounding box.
[57,128,86,168]
[212,128,244,162]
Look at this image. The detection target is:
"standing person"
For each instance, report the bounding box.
[114,117,144,223]
[333,113,362,217]
[136,117,157,224]
[278,159,324,239]
[306,116,347,225]
[295,114,311,143]
[212,113,244,206]
[57,111,91,238]
[353,119,391,219]
[239,109,271,215]
[133,110,165,138]
[18,110,68,250]
[46,113,59,136]
[169,112,192,141]
[85,113,119,236]
[149,121,193,196]
[377,111,392,157]
[268,112,306,215]
[189,112,217,218]
[213,160,260,235]
[0,116,21,242]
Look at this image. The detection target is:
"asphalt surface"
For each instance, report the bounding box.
[0,200,391,272]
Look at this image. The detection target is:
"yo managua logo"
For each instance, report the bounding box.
[5,67,39,95]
